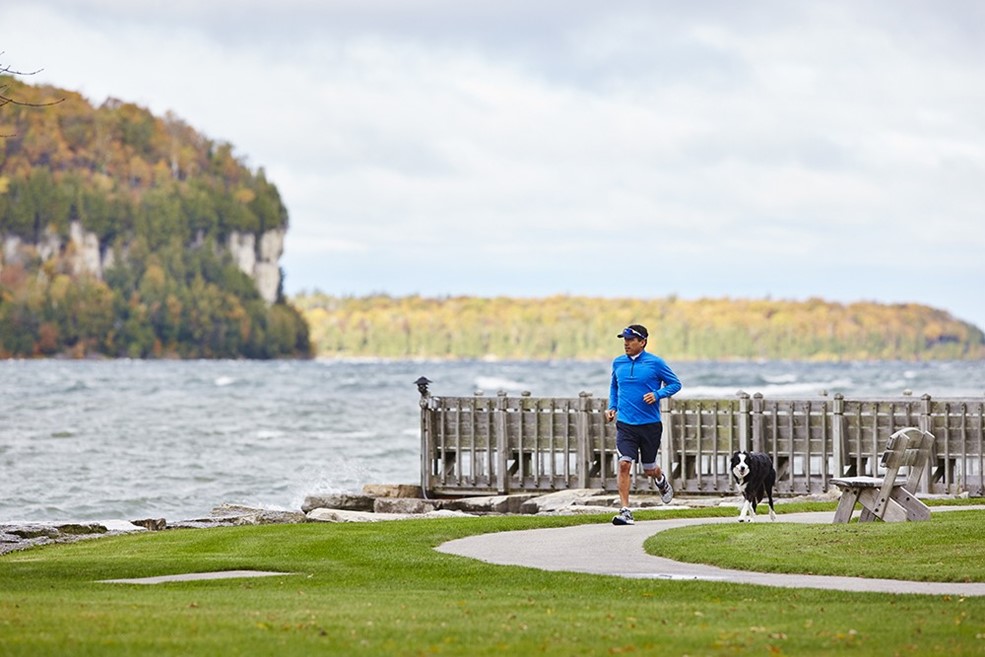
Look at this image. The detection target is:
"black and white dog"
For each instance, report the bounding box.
[730,451,777,522]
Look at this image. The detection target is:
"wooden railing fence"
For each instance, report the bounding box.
[418,388,984,498]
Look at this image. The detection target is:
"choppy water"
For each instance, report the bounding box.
[2,358,983,522]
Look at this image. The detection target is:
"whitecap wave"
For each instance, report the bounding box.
[474,376,529,393]
[681,379,854,398]
[763,373,798,384]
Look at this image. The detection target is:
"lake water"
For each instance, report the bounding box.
[2,358,983,522]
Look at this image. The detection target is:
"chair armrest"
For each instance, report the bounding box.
[830,476,884,489]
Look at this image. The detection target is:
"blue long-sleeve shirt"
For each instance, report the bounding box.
[608,351,682,425]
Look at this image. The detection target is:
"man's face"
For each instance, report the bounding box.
[623,337,645,357]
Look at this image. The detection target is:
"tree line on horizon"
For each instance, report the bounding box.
[295,293,985,361]
[0,77,310,359]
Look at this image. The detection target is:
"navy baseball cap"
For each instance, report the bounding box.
[616,325,648,339]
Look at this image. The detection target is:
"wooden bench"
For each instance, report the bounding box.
[830,427,934,523]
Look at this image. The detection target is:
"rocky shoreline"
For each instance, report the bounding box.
[1,484,844,556]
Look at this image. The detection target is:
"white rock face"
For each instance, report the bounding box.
[4,225,285,304]
[255,229,285,304]
[258,228,284,262]
[253,263,280,304]
[38,228,61,261]
[227,231,257,276]
[69,221,102,276]
[102,247,116,271]
[228,228,283,304]
[2,235,21,264]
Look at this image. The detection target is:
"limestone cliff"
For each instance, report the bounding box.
[1,222,284,305]
[227,228,285,305]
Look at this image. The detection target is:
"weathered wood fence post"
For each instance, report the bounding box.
[920,394,933,494]
[416,377,433,495]
[577,392,592,489]
[495,390,509,495]
[737,391,751,452]
[751,392,765,453]
[832,393,845,478]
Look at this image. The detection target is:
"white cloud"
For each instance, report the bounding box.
[1,0,983,329]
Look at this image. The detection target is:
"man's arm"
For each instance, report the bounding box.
[655,359,682,398]
[606,366,619,421]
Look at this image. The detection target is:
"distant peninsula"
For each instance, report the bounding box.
[295,293,985,361]
[0,77,310,359]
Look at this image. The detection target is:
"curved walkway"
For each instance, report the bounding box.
[437,508,985,596]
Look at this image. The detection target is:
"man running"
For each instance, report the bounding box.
[605,324,682,525]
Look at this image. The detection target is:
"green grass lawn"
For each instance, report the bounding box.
[645,508,985,582]
[1,506,983,656]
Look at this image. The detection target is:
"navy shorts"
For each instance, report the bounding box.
[616,421,663,470]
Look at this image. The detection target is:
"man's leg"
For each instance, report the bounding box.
[613,423,640,525]
[639,422,673,504]
[649,465,673,503]
[612,458,636,525]
[618,459,633,508]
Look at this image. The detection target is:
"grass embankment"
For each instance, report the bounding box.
[1,506,983,656]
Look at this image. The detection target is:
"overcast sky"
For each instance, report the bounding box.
[2,1,984,331]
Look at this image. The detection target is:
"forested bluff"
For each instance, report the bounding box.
[294,294,985,362]
[0,77,310,358]
[2,78,982,362]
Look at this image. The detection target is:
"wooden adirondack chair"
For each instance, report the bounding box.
[830,427,935,523]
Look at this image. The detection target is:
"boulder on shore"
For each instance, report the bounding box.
[0,520,145,556]
[306,507,474,523]
[373,498,439,514]
[362,484,424,498]
[440,493,542,514]
[301,493,375,514]
[209,504,307,525]
[518,489,612,514]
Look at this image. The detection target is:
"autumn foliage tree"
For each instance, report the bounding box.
[0,76,310,359]
[295,294,985,361]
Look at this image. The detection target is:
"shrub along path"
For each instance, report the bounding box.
[437,508,985,596]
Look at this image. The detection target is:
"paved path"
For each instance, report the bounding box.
[437,508,985,596]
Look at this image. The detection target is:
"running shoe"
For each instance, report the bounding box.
[655,476,674,504]
[611,507,635,525]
